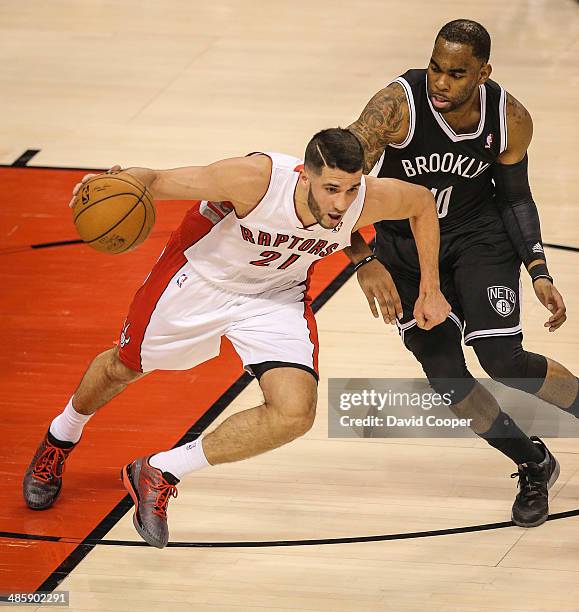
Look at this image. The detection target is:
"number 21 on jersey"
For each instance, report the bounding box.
[430,186,453,219]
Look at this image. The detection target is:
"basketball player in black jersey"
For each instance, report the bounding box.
[346,19,579,528]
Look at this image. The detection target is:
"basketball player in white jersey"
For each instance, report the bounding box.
[23,128,450,548]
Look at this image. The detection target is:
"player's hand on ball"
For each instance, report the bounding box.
[533,278,567,332]
[413,289,451,330]
[356,259,403,324]
[70,169,155,254]
[68,165,122,208]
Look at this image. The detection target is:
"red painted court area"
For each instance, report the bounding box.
[0,166,374,592]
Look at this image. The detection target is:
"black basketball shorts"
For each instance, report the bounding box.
[375,215,522,346]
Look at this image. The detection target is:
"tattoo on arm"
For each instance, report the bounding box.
[348,82,408,173]
[501,92,533,163]
[506,92,531,128]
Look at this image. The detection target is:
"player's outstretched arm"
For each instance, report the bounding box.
[70,156,272,217]
[495,93,566,331]
[354,178,450,330]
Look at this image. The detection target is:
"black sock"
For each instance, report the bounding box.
[478,411,544,465]
[565,378,579,418]
[47,429,75,449]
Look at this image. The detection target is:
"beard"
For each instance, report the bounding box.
[428,81,479,114]
[307,188,333,229]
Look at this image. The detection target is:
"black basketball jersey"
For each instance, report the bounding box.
[375,68,508,236]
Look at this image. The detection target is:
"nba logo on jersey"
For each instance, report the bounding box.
[176,273,188,288]
[487,286,516,317]
[484,133,494,149]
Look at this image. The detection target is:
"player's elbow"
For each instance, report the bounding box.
[410,185,437,220]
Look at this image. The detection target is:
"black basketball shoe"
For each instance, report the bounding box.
[511,436,560,528]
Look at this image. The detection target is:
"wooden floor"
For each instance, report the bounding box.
[1,0,579,610]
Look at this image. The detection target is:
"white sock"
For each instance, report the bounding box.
[149,439,210,480]
[49,398,93,444]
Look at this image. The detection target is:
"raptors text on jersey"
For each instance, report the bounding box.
[180,152,366,296]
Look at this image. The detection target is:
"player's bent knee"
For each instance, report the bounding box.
[404,321,475,401]
[471,336,547,393]
[283,406,316,439]
[405,322,465,377]
[266,395,317,440]
[259,366,317,437]
[286,412,315,439]
[105,347,145,385]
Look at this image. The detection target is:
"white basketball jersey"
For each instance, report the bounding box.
[184,152,366,295]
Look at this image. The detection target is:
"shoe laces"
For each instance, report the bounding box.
[150,478,179,518]
[511,465,546,500]
[32,444,67,482]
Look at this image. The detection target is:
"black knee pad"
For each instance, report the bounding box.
[471,336,547,393]
[404,320,475,402]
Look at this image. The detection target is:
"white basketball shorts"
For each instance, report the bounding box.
[117,204,319,378]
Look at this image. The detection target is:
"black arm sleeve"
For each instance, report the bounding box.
[493,154,546,270]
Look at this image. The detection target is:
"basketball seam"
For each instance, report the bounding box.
[138,189,155,228]
[73,192,140,223]
[142,191,156,225]
[121,202,149,253]
[86,182,149,245]
[72,174,149,222]
[148,194,156,225]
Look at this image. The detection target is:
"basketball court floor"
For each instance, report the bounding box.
[1,1,579,610]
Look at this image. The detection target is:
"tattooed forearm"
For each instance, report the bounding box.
[348,82,408,173]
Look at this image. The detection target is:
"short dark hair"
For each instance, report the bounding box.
[436,19,491,63]
[304,128,364,175]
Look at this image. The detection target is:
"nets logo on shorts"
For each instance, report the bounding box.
[487,286,516,317]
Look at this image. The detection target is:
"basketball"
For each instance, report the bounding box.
[72,172,155,254]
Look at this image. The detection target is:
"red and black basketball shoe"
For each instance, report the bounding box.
[23,430,77,510]
[121,456,179,549]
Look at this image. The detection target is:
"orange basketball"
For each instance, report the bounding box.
[72,172,155,254]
